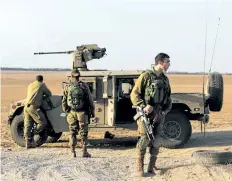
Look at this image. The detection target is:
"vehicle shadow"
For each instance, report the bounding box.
[42,137,138,150]
[183,130,232,148]
[42,130,232,150]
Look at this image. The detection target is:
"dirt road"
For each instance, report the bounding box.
[1,128,232,181]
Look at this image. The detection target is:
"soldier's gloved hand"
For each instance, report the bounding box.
[66,106,71,113]
[161,111,166,115]
[91,111,95,118]
[161,109,169,115]
[143,105,153,114]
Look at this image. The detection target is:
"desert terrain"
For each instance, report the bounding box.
[1,71,232,181]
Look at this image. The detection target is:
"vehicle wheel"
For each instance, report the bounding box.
[207,72,224,112]
[11,113,48,147]
[192,150,232,165]
[46,132,62,143]
[157,110,192,149]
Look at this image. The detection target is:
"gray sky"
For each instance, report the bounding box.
[0,0,231,73]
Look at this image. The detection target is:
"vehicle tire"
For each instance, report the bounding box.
[192,150,232,165]
[46,132,62,143]
[207,72,223,112]
[11,113,48,147]
[156,110,192,149]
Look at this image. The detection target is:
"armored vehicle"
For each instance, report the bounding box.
[7,44,224,148]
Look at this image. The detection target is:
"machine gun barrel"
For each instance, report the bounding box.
[34,51,74,55]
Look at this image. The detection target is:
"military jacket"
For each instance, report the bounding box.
[25,81,52,107]
[130,68,172,113]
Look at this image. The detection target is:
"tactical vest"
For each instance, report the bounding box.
[67,82,87,111]
[144,70,169,106]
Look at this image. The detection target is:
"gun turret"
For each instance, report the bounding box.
[34,44,106,70]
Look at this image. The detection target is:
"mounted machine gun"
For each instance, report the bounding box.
[34,44,107,71]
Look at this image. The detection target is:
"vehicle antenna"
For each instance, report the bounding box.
[208,0,224,74]
[202,0,224,136]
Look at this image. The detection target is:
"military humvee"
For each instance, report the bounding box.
[7,44,224,149]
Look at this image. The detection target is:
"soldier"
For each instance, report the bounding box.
[130,53,172,176]
[62,68,95,158]
[24,75,52,148]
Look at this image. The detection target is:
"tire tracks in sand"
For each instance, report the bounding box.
[1,147,232,181]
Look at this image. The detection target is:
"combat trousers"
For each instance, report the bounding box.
[136,120,160,157]
[136,109,164,153]
[24,105,47,139]
[66,110,89,147]
[136,109,165,173]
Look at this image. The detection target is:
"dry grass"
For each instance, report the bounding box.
[1,71,232,148]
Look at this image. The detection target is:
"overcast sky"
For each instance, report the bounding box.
[0,0,231,73]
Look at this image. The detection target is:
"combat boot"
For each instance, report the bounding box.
[135,144,146,177]
[25,137,35,149]
[82,145,91,158]
[71,146,77,158]
[81,138,91,158]
[70,134,77,158]
[147,156,158,174]
[147,146,159,174]
[136,154,145,177]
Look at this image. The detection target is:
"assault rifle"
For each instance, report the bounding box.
[133,106,161,147]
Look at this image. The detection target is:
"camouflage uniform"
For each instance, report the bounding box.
[130,68,172,176]
[24,80,52,147]
[62,69,95,158]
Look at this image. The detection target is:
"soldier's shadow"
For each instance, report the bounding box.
[182,130,232,148]
[150,163,195,176]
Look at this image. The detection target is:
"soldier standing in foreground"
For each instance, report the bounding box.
[130,53,172,176]
[62,68,95,158]
[24,75,52,148]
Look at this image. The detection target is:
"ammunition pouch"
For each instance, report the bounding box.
[71,107,87,113]
[144,70,170,106]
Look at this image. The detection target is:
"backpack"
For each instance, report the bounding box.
[143,70,169,106]
[67,82,87,111]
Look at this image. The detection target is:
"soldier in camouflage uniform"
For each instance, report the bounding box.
[62,68,95,158]
[130,53,172,176]
[24,75,52,148]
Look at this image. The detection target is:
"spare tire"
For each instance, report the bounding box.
[192,150,232,165]
[207,72,223,112]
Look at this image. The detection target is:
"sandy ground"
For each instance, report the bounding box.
[1,71,232,181]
